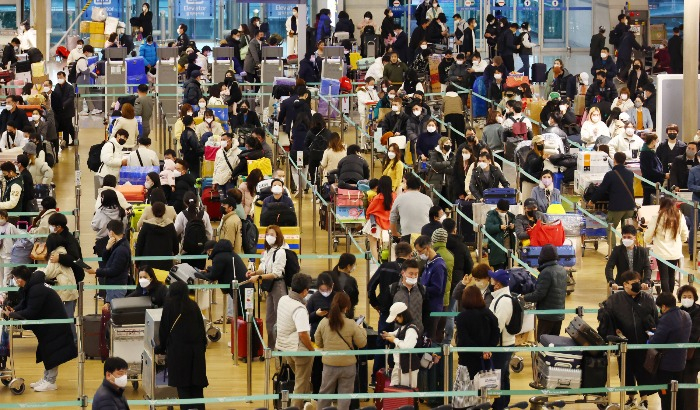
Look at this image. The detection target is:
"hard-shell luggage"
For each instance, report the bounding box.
[131,203,149,231]
[232,317,264,360]
[382,385,418,409]
[83,314,103,359]
[520,245,576,268]
[125,56,148,92]
[362,34,379,58]
[119,165,160,185]
[582,354,607,388]
[531,63,547,83]
[110,296,152,325]
[536,357,582,389]
[167,263,198,285]
[201,187,222,221]
[115,184,146,203]
[566,316,605,353]
[482,187,517,205]
[199,177,213,189]
[538,335,583,369]
[335,188,364,206]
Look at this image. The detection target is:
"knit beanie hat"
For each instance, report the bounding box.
[538,244,559,266]
[431,228,448,244]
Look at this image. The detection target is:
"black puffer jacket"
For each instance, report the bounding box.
[600,290,658,344]
[469,165,509,200]
[523,260,568,321]
[134,218,179,271]
[205,239,251,295]
[337,154,370,185]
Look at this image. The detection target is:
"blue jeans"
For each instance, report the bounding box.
[105,289,127,304]
[518,54,530,77]
[63,300,76,344]
[218,180,237,198]
[491,348,514,410]
[442,298,458,345]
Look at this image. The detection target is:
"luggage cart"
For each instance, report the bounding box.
[0,323,24,395]
[330,188,366,252]
[109,322,144,390]
[509,300,536,373]
[195,278,222,342]
[579,203,608,256]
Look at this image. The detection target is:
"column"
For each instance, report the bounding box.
[682,1,699,140]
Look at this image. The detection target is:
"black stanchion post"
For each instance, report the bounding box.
[232,280,239,366]
[655,182,660,204]
[507,249,513,269]
[345,226,351,253]
[476,225,483,263]
[365,243,371,324]
[607,223,614,258]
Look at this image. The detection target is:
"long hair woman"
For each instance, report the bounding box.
[239,168,263,217]
[363,176,397,262]
[174,191,214,269]
[644,197,688,293]
[320,132,347,183]
[382,143,404,191]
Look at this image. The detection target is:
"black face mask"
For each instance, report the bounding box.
[220,206,227,215]
[633,65,641,70]
[630,282,642,293]
[536,144,545,151]
[467,136,475,142]
[526,210,536,217]
[118,139,127,145]
[487,284,495,292]
[239,108,248,113]
[668,133,677,140]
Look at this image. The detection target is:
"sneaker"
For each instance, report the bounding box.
[29,379,45,388]
[33,381,57,392]
[624,397,636,410]
[638,400,649,409]
[90,109,103,115]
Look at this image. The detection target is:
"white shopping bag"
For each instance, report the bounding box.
[473,360,501,390]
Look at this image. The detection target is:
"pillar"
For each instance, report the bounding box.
[32,0,47,55]
[682,1,699,140]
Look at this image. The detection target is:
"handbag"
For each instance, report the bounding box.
[643,348,664,373]
[452,364,479,408]
[30,242,47,261]
[473,359,501,390]
[528,220,565,246]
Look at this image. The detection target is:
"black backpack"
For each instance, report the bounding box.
[583,182,599,202]
[273,248,300,287]
[67,57,85,84]
[494,293,524,335]
[240,217,259,255]
[87,140,113,172]
[182,210,208,254]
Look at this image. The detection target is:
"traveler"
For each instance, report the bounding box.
[421,205,446,237]
[91,357,131,410]
[4,266,77,392]
[0,161,23,212]
[589,152,636,230]
[431,228,454,344]
[44,232,79,342]
[517,23,535,77]
[171,159,197,213]
[126,265,167,307]
[599,270,657,409]
[625,96,653,132]
[182,70,203,106]
[137,188,176,230]
[97,128,128,185]
[656,124,686,175]
[197,109,225,139]
[92,189,129,260]
[514,198,544,242]
[414,235,447,339]
[482,110,504,159]
[315,292,368,410]
[488,268,516,410]
[381,301,420,387]
[85,220,132,304]
[319,132,346,183]
[522,245,568,340]
[426,136,455,206]
[306,271,337,393]
[584,70,617,112]
[605,224,652,288]
[611,87,634,114]
[172,104,192,145]
[336,144,370,188]
[127,136,159,167]
[390,174,432,242]
[455,285,499,378]
[589,26,606,65]
[156,281,208,410]
[669,141,698,189]
[261,178,295,215]
[180,115,203,178]
[616,28,643,82]
[31,197,57,234]
[442,217,473,333]
[357,76,380,140]
[0,210,20,290]
[305,113,331,187]
[626,58,651,99]
[15,154,35,215]
[134,202,179,271]
[580,107,611,148]
[678,285,700,410]
[406,102,429,155]
[363,176,396,262]
[51,71,76,146]
[139,36,158,72]
[648,292,692,410]
[644,197,688,293]
[668,27,682,74]
[522,134,546,194]
[218,197,242,254]
[46,213,84,290]
[275,273,315,409]
[329,253,360,318]
[75,45,102,117]
[530,170,561,213]
[484,199,515,269]
[380,98,409,141]
[382,143,405,191]
[174,192,214,269]
[111,103,139,147]
[0,121,27,150]
[469,151,509,201]
[590,47,617,82]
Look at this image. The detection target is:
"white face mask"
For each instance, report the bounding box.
[391,105,399,112]
[145,180,153,189]
[621,238,634,248]
[413,110,421,117]
[139,278,151,288]
[494,73,502,80]
[387,151,396,159]
[113,374,128,388]
[172,170,182,177]
[265,235,276,246]
[427,125,437,133]
[591,115,600,122]
[625,128,634,136]
[462,152,470,161]
[205,118,213,124]
[31,114,40,121]
[600,53,607,59]
[76,45,83,51]
[418,253,428,261]
[271,185,284,195]
[478,161,488,169]
[456,60,464,65]
[198,103,206,109]
[681,298,695,308]
[320,290,332,298]
[49,225,57,233]
[420,44,428,50]
[438,214,447,222]
[187,111,193,116]
[57,78,65,84]
[620,94,628,100]
[558,105,566,112]
[496,116,503,124]
[405,277,418,285]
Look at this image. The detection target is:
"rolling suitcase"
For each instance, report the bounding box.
[232,317,264,360]
[110,296,152,325]
[538,335,583,369]
[131,203,149,231]
[536,357,582,389]
[273,362,295,409]
[14,60,31,73]
[565,316,605,353]
[582,354,608,388]
[520,245,576,268]
[82,314,103,359]
[115,184,146,203]
[531,63,547,83]
[482,187,517,205]
[167,263,199,285]
[125,56,148,92]
[201,187,222,221]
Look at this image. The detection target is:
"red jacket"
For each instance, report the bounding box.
[365,193,396,230]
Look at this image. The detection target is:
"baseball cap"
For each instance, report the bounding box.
[488,269,510,286]
[386,302,408,323]
[524,198,537,209]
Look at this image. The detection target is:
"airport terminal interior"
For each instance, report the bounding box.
[0,0,698,408]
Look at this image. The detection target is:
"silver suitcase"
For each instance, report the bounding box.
[536,357,582,389]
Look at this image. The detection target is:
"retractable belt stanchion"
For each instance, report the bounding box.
[232,280,239,366]
[327,209,333,269]
[655,183,661,204]
[77,282,86,408]
[364,242,371,324]
[442,344,450,405]
[246,309,253,398]
[264,347,272,409]
[619,340,628,409]
[345,227,351,253]
[694,202,698,271]
[669,379,679,410]
[608,223,614,258]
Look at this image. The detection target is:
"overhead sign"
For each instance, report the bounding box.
[176,0,215,19]
[465,0,474,6]
[86,0,122,20]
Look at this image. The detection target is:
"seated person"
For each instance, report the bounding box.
[514,198,545,243]
[469,151,509,201]
[230,99,261,129]
[605,224,652,289]
[530,170,561,213]
[421,205,445,237]
[126,265,168,307]
[336,144,370,188]
[261,178,295,216]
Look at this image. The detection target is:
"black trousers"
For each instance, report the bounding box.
[678,361,699,410]
[656,369,682,410]
[56,115,75,144]
[502,54,515,73]
[177,386,205,410]
[618,349,656,397]
[657,259,679,294]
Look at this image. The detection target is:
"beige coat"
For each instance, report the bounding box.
[218,211,242,254]
[137,205,177,230]
[314,317,368,366]
[44,246,79,302]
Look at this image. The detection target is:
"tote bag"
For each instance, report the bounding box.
[528,220,565,246]
[452,364,479,408]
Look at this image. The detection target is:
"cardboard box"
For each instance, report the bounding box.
[576,151,610,173]
[89,21,105,34]
[104,17,119,35]
[574,170,607,195]
[90,34,106,47]
[79,21,91,34]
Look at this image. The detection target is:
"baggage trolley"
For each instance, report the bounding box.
[0,323,24,394]
[509,301,536,373]
[330,187,366,252]
[579,202,608,256]
[195,278,222,342]
[109,322,144,390]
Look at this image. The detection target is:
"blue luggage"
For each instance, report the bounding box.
[472,76,488,117]
[520,245,576,268]
[483,187,517,205]
[108,116,143,136]
[538,335,583,369]
[125,56,148,92]
[319,78,340,119]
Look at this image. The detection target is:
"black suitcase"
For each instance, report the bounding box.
[110,296,152,325]
[82,314,103,359]
[454,199,476,244]
[14,60,31,73]
[582,354,607,388]
[273,362,295,409]
[167,263,198,285]
[531,63,547,83]
[362,34,379,58]
[566,316,605,355]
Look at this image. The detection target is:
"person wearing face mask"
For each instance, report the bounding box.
[580,106,611,148]
[328,253,361,317]
[653,39,671,73]
[201,237,250,324]
[469,150,508,201]
[214,196,242,254]
[668,26,683,74]
[485,198,516,267]
[66,39,85,65]
[0,121,27,150]
[211,132,242,197]
[416,119,441,161]
[126,265,167,307]
[584,70,618,117]
[625,96,653,133]
[447,52,469,89]
[175,24,190,54]
[655,124,686,176]
[182,69,203,106]
[384,52,408,86]
[487,68,505,106]
[357,77,380,143]
[677,285,700,409]
[529,170,561,213]
[644,197,688,293]
[172,104,192,146]
[136,3,153,37]
[305,272,337,395]
[408,19,430,64]
[639,133,667,205]
[391,25,409,64]
[134,201,179,271]
[298,51,321,83]
[0,209,19,294]
[127,137,159,168]
[381,300,423,388]
[427,136,455,206]
[179,116,204,178]
[261,178,295,216]
[599,270,657,409]
[380,95,407,135]
[50,71,76,147]
[605,224,652,289]
[670,141,698,191]
[382,143,405,191]
[3,266,77,392]
[92,357,131,409]
[170,159,197,213]
[196,109,225,140]
[607,121,643,156]
[521,244,568,340]
[485,268,516,409]
[453,15,472,55]
[139,35,158,71]
[611,86,634,113]
[406,102,428,158]
[626,58,650,99]
[590,46,617,83]
[615,26,643,83]
[413,235,447,339]
[437,49,455,92]
[84,219,132,305]
[285,7,299,54]
[421,205,447,237]
[648,292,692,410]
[514,198,545,244]
[0,161,22,214]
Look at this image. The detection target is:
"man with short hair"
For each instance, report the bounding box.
[180,115,203,178]
[590,47,617,83]
[390,259,426,335]
[383,52,409,86]
[488,268,516,410]
[76,45,102,116]
[431,228,454,344]
[0,95,30,135]
[15,154,34,217]
[390,174,432,242]
[218,197,242,254]
[244,30,265,84]
[442,218,472,345]
[196,46,211,78]
[86,220,132,304]
[276,273,315,410]
[605,224,652,288]
[183,70,203,106]
[92,357,130,409]
[0,120,27,150]
[0,161,23,212]
[47,212,85,289]
[134,84,153,138]
[669,141,698,190]
[176,24,190,54]
[421,205,445,237]
[414,234,447,340]
[589,151,636,230]
[668,27,682,74]
[97,128,128,188]
[252,127,273,161]
[51,71,76,146]
[1,37,20,68]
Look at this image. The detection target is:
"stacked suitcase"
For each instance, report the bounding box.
[535,335,583,389]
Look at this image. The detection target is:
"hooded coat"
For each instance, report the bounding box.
[9,271,78,370]
[205,239,251,295]
[43,246,79,302]
[134,217,179,271]
[484,209,515,266]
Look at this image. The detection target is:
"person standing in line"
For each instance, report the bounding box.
[50,72,75,147]
[134,84,153,138]
[677,285,700,410]
[589,152,636,231]
[285,7,298,55]
[389,174,433,242]
[667,27,682,74]
[644,197,688,294]
[517,22,535,77]
[488,269,516,410]
[521,245,568,341]
[413,235,447,340]
[589,26,606,65]
[91,357,131,409]
[85,220,132,305]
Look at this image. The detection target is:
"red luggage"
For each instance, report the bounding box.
[335,188,363,206]
[116,184,146,203]
[0,70,15,84]
[6,79,24,96]
[374,368,417,410]
[231,317,264,360]
[201,187,222,221]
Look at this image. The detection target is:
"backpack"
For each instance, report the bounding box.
[182,210,208,254]
[511,117,529,140]
[609,28,621,47]
[67,57,85,84]
[273,248,300,287]
[87,141,113,172]
[494,293,524,335]
[583,182,599,202]
[240,217,258,255]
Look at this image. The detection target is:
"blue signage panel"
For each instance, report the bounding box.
[176,0,215,19]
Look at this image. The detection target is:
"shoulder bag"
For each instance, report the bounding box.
[643,347,663,373]
[614,170,639,215]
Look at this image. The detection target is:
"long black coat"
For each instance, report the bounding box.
[205,239,250,295]
[157,297,208,388]
[134,220,179,271]
[51,82,76,119]
[10,271,78,370]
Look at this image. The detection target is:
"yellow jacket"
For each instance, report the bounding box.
[382,160,405,191]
